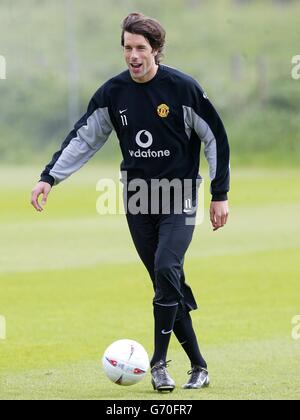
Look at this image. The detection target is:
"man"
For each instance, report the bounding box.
[31,13,230,392]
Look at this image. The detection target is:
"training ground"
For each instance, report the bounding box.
[0,165,299,400]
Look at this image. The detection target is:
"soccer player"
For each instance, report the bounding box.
[31,13,230,392]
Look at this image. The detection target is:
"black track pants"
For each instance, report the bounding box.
[124,189,199,318]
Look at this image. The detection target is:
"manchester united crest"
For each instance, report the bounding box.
[157,104,170,118]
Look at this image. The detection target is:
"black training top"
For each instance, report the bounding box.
[40,64,230,201]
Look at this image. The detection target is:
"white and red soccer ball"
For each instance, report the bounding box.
[102,339,150,386]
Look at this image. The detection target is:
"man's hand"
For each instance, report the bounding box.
[31,182,52,212]
[210,200,229,231]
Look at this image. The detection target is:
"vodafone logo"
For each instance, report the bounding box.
[135,130,153,148]
[129,129,171,159]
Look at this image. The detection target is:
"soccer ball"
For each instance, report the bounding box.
[102,339,150,386]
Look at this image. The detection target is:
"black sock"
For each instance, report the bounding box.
[150,303,178,368]
[173,312,207,369]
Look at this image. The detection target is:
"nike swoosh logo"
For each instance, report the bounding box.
[161,329,173,335]
[119,109,127,114]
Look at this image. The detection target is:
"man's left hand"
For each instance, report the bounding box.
[210,201,229,231]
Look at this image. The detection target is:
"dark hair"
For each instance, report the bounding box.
[121,13,166,64]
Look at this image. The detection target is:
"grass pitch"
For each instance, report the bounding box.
[0,165,300,400]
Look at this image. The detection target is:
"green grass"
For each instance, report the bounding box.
[0,164,300,400]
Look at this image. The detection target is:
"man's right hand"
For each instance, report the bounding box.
[31,182,52,212]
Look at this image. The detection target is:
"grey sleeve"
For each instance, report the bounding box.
[183,105,218,183]
[40,106,114,186]
[182,92,230,201]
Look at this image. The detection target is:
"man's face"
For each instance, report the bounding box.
[123,32,158,83]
